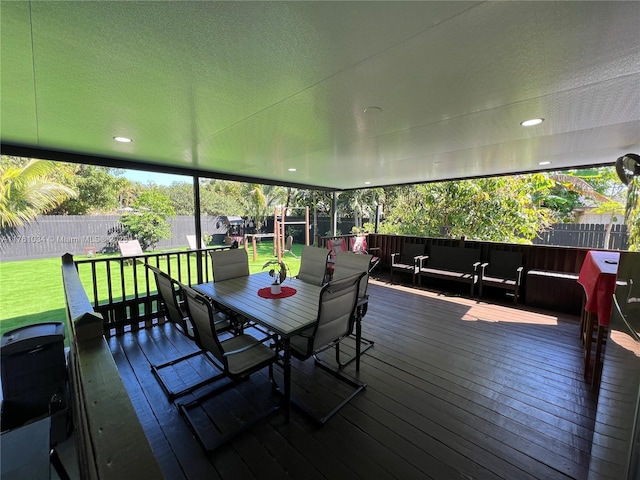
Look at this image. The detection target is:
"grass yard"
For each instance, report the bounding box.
[0,240,304,341]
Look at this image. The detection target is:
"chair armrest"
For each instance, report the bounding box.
[415,255,429,267]
[356,295,369,308]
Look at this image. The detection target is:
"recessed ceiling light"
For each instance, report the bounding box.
[364,181,371,185]
[113,136,133,143]
[520,118,544,127]
[539,161,552,166]
[363,106,382,114]
[288,168,297,172]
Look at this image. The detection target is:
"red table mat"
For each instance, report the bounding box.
[257,286,297,299]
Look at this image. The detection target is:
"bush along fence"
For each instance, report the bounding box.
[533,223,629,250]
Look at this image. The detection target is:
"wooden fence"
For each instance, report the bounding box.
[1,215,358,261]
[534,223,629,250]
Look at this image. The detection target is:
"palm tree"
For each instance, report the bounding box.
[337,188,384,231]
[0,158,76,228]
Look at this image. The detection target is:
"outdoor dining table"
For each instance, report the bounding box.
[193,271,324,421]
[577,250,620,388]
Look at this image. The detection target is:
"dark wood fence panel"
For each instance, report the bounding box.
[534,223,629,250]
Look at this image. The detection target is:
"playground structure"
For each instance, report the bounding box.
[244,206,310,262]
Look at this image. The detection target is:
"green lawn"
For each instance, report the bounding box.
[0,240,303,340]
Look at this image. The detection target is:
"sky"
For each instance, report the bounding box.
[120,169,191,186]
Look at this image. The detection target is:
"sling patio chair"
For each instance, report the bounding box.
[297,245,331,286]
[177,285,280,452]
[288,272,367,425]
[146,265,231,400]
[209,248,253,333]
[209,248,250,282]
[283,235,298,258]
[332,251,375,370]
[326,237,348,279]
[390,242,425,285]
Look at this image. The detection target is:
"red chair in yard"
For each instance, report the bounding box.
[350,236,381,273]
[326,237,348,279]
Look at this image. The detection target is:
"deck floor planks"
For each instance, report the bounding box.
[108,336,187,480]
[111,279,597,480]
[359,318,596,437]
[114,327,226,479]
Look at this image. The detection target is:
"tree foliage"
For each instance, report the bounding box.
[120,189,175,250]
[337,188,385,230]
[48,164,130,214]
[626,177,640,251]
[537,168,624,222]
[378,176,552,243]
[0,157,76,228]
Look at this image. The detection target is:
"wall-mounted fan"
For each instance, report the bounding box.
[616,153,640,185]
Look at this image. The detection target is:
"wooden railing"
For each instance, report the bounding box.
[70,235,619,333]
[72,247,221,337]
[61,254,162,479]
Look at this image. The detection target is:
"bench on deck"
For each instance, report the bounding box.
[417,245,481,297]
[526,270,583,315]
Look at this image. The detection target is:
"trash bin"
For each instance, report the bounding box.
[1,322,69,444]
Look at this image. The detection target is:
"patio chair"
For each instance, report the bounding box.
[288,272,367,425]
[177,286,279,452]
[327,237,348,259]
[209,248,251,332]
[332,251,375,370]
[349,236,381,273]
[326,237,348,279]
[390,242,425,284]
[616,251,640,314]
[209,248,249,282]
[297,245,330,286]
[478,250,524,303]
[147,265,231,400]
[283,235,298,258]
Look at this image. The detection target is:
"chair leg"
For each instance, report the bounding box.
[310,356,367,425]
[334,313,374,372]
[151,350,225,401]
[177,377,280,452]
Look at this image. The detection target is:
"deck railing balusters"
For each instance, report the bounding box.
[72,247,229,337]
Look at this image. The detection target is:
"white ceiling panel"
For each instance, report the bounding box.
[1,1,639,190]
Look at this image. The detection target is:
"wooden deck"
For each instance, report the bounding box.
[110,279,597,480]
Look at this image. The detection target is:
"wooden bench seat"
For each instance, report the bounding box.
[417,245,481,297]
[526,269,583,315]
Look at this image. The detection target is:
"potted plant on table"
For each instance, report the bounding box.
[263,260,289,295]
